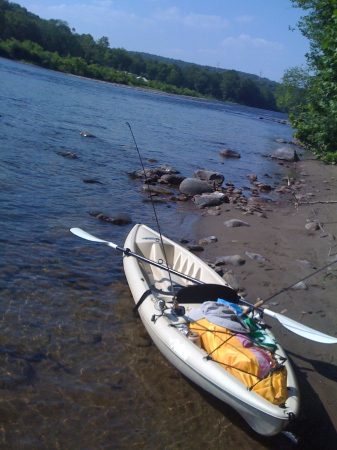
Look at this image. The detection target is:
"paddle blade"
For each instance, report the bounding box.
[264,309,337,344]
[70,227,113,244]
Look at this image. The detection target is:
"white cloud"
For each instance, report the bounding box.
[154,7,228,30]
[154,7,180,21]
[235,15,254,23]
[221,34,284,51]
[45,2,149,33]
[94,0,114,6]
[183,13,229,29]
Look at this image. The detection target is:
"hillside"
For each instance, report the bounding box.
[127,50,278,89]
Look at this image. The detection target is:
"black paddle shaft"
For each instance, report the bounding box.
[121,245,259,312]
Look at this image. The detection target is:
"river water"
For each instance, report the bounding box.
[1,58,297,449]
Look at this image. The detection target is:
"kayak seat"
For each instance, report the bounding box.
[176,284,240,304]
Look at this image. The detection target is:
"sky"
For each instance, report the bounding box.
[15,0,311,82]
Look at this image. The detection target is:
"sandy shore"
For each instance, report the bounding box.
[191,156,337,446]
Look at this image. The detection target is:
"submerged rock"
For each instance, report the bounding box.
[246,174,258,182]
[140,185,174,196]
[89,211,132,225]
[220,149,241,158]
[57,151,78,159]
[80,131,96,138]
[83,179,104,184]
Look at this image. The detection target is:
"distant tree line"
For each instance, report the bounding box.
[0,0,301,113]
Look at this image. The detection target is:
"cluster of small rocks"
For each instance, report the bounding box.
[126,155,304,220]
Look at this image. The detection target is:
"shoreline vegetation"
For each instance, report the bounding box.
[5,57,290,130]
[0,43,278,110]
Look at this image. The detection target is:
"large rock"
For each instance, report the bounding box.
[194,169,224,185]
[179,178,214,196]
[194,192,228,207]
[157,164,180,174]
[271,147,300,162]
[220,149,241,158]
[127,168,160,180]
[160,174,186,185]
[128,164,180,181]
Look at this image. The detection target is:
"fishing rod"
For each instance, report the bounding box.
[70,227,337,345]
[254,259,337,308]
[126,122,182,314]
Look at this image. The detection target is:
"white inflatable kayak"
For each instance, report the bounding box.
[122,223,300,436]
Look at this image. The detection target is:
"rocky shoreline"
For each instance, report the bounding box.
[191,157,337,446]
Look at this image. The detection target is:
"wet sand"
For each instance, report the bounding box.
[191,157,337,447]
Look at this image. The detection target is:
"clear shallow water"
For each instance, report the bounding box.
[1,58,299,448]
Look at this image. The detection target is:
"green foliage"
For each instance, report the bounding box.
[276,66,309,113]
[289,0,337,163]
[0,0,280,111]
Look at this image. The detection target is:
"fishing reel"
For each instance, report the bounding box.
[171,298,185,316]
[151,298,167,323]
[154,298,166,312]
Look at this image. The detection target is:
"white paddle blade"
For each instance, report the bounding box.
[264,309,337,344]
[70,228,108,243]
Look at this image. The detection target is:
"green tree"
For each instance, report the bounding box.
[166,65,184,87]
[129,53,146,75]
[289,0,337,163]
[78,33,96,62]
[221,70,241,102]
[110,47,132,71]
[156,62,171,82]
[276,66,309,113]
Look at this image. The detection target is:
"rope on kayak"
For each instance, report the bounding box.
[189,321,285,384]
[248,364,285,391]
[190,322,263,379]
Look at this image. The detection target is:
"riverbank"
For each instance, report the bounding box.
[191,156,337,446]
